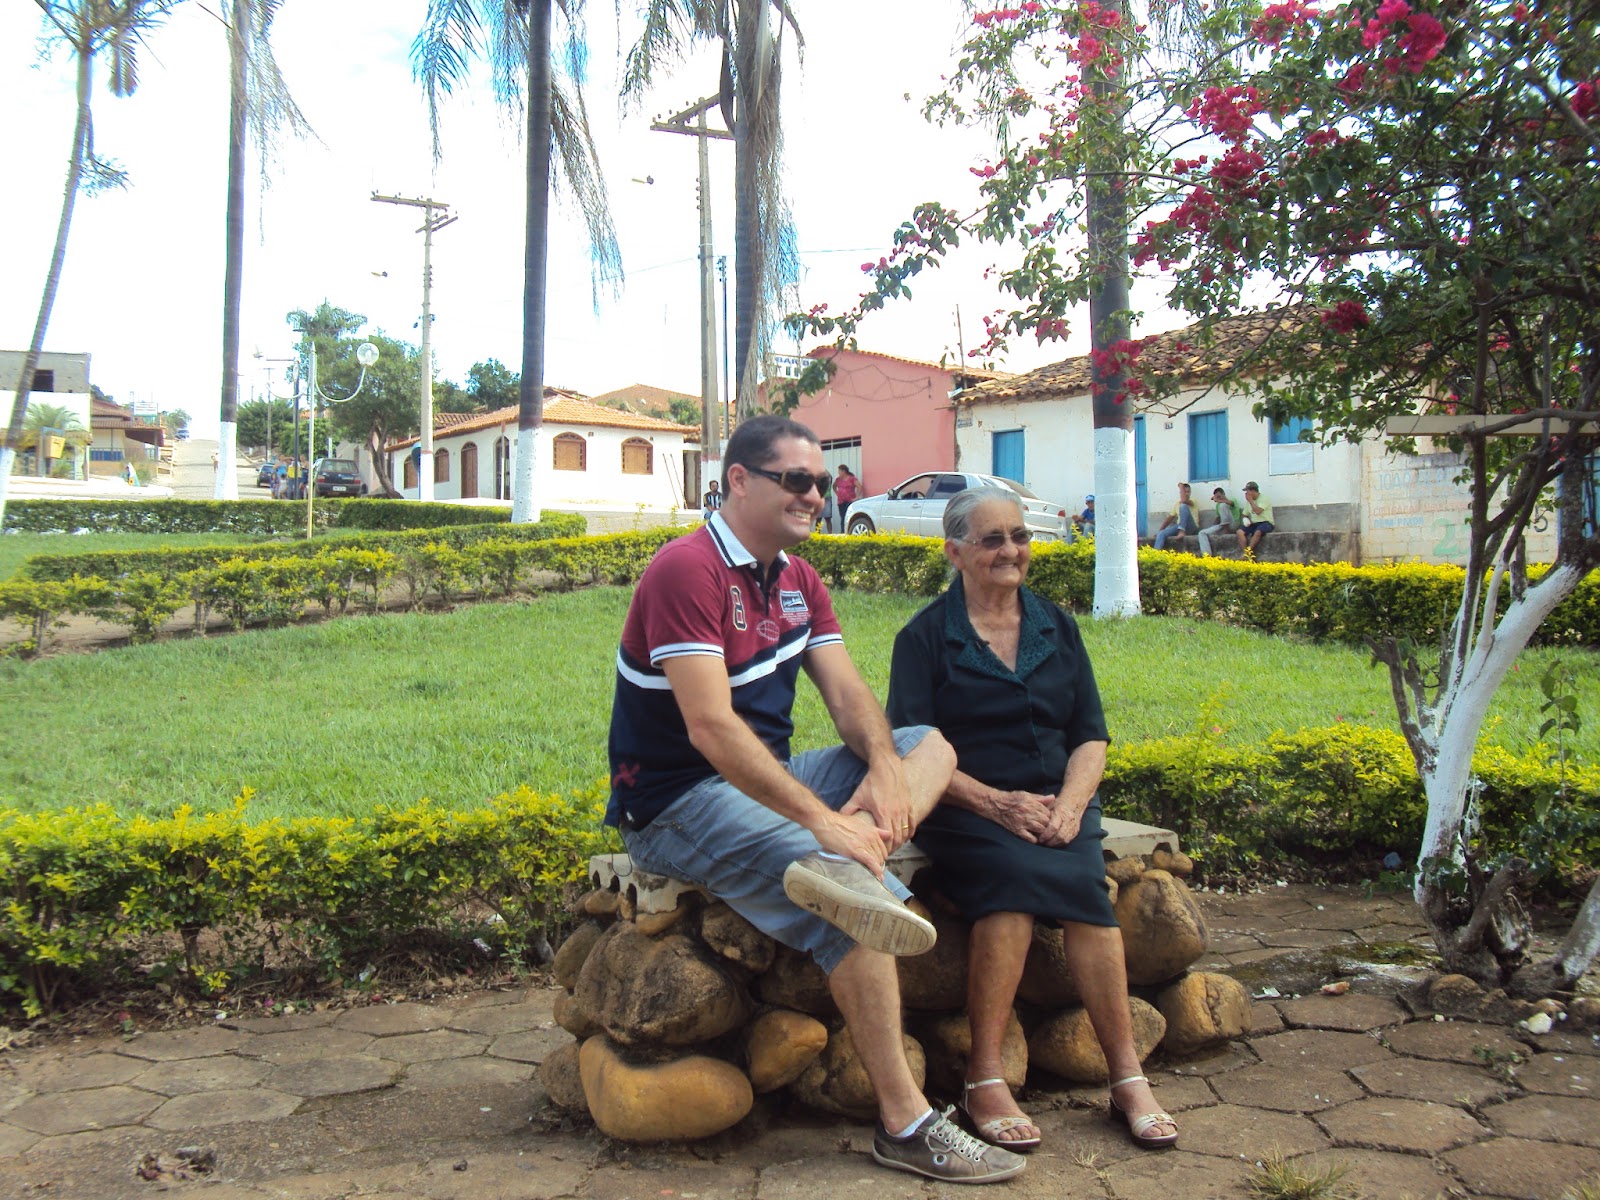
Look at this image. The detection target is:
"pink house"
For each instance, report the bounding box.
[764,348,1004,497]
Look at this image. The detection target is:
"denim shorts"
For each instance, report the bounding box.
[621,726,933,974]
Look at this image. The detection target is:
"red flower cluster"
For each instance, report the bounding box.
[1339,62,1369,92]
[973,3,1044,27]
[1361,0,1446,72]
[1035,316,1070,342]
[1077,0,1124,27]
[1320,300,1370,333]
[1186,85,1263,144]
[1210,144,1267,194]
[1089,338,1151,377]
[1574,80,1597,120]
[1172,155,1209,173]
[1251,0,1317,46]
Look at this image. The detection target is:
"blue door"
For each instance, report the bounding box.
[1134,416,1148,537]
[992,430,1025,485]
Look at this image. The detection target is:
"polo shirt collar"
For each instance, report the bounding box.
[706,511,789,572]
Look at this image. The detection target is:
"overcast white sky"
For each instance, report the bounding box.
[3,1,1111,437]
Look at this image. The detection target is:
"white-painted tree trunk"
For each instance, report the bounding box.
[0,447,14,529]
[1414,562,1583,892]
[1091,425,1141,618]
[214,421,239,500]
[511,425,541,524]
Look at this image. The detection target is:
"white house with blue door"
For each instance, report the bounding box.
[954,309,1554,565]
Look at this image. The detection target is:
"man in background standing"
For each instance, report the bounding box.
[833,464,860,530]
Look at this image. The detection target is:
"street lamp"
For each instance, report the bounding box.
[299,337,379,539]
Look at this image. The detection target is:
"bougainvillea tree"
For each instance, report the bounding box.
[793,0,1600,989]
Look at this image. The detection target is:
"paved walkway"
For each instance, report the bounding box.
[2,884,1596,1200]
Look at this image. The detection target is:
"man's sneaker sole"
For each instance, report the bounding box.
[782,860,936,956]
[871,1147,1025,1184]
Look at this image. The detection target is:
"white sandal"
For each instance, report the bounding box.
[1108,1074,1178,1149]
[959,1077,1041,1151]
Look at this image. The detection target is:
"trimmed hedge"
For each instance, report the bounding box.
[799,534,1600,648]
[0,788,621,1016]
[17,514,587,582]
[2,497,529,537]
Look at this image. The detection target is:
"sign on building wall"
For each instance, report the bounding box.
[1364,451,1473,563]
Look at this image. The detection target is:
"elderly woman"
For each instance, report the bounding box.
[886,487,1177,1152]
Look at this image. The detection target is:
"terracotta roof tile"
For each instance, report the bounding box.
[961,306,1315,405]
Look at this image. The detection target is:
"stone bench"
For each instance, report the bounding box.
[542,820,1252,1142]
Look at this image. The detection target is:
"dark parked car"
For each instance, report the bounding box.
[256,462,275,488]
[310,458,366,498]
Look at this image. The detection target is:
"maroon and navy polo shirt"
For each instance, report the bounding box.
[606,513,843,829]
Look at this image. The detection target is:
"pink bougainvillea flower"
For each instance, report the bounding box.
[1320,300,1370,333]
[1400,11,1446,69]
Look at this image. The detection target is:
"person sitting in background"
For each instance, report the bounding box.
[702,478,723,522]
[888,486,1178,1154]
[1236,482,1274,557]
[1075,494,1095,538]
[1152,482,1200,551]
[1196,486,1238,557]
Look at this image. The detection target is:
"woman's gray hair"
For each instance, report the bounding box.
[943,486,1024,541]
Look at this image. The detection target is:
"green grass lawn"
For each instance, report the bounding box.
[2,586,1593,821]
[0,531,280,581]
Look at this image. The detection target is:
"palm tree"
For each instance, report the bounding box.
[2,0,182,527]
[21,402,92,478]
[214,0,307,501]
[412,0,622,524]
[621,0,802,418]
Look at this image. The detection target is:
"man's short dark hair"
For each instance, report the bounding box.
[723,415,820,488]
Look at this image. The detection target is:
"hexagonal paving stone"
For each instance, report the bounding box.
[445,1001,556,1036]
[245,1027,375,1063]
[1381,1019,1528,1064]
[1317,1096,1488,1153]
[268,1054,398,1098]
[334,1003,449,1036]
[371,1029,489,1063]
[11,1051,146,1092]
[1250,1028,1392,1068]
[1208,1064,1363,1112]
[0,1122,42,1157]
[6,1085,162,1135]
[114,1025,249,1062]
[1257,928,1362,950]
[402,1149,592,1200]
[1277,993,1408,1032]
[1509,1052,1598,1097]
[1285,1147,1462,1200]
[133,1054,273,1097]
[145,1087,299,1130]
[1350,1056,1512,1107]
[1170,1104,1331,1159]
[221,1009,338,1034]
[1166,1043,1257,1078]
[1485,1094,1600,1147]
[396,1056,534,1091]
[1445,1136,1600,1200]
[1098,1149,1256,1199]
[486,1027,571,1066]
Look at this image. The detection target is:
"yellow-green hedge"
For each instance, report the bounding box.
[0,788,621,1016]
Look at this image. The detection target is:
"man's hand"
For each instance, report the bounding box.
[809,808,891,875]
[985,790,1056,843]
[841,758,915,851]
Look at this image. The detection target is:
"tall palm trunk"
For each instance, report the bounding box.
[1,23,94,526]
[215,0,249,501]
[511,0,552,523]
[1088,0,1139,618]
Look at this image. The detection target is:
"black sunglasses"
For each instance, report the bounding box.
[963,528,1034,551]
[745,465,832,497]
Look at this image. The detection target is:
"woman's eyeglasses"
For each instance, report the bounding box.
[963,528,1034,551]
[745,466,832,497]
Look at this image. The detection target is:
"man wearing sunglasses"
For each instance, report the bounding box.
[606,415,1025,1184]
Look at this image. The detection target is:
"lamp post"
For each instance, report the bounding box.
[299,338,379,538]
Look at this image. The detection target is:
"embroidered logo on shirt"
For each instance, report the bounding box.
[755,618,780,643]
[779,589,808,614]
[730,585,747,631]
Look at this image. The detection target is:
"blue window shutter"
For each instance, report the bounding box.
[1188,411,1228,481]
[1270,415,1313,445]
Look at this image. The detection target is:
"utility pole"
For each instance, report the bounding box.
[372,193,457,502]
[652,97,730,482]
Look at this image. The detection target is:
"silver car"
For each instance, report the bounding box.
[842,471,1069,540]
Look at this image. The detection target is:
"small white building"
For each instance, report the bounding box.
[386,394,700,510]
[958,311,1554,566]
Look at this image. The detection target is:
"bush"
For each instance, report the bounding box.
[330,499,515,529]
[0,787,622,1017]
[4,499,311,537]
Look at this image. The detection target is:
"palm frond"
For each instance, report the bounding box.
[245,0,316,186]
[412,0,488,161]
[551,73,624,302]
[621,0,719,104]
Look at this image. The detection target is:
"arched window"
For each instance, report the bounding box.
[435,448,450,483]
[460,443,479,499]
[402,452,417,489]
[553,432,587,471]
[621,437,653,475]
[494,436,511,499]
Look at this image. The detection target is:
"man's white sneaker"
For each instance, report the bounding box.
[781,852,936,957]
